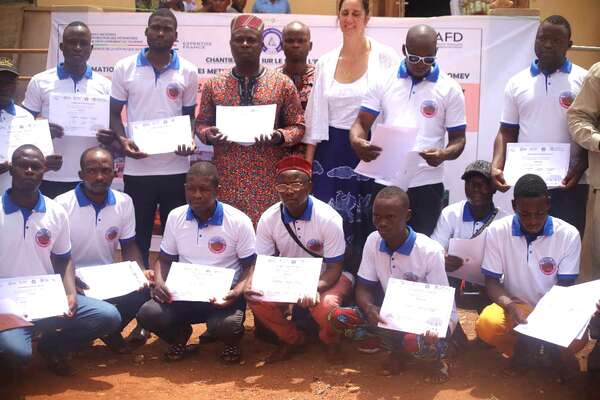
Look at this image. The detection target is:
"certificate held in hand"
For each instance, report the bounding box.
[0,119,54,163]
[165,262,235,302]
[129,115,193,155]
[378,278,455,338]
[49,92,110,137]
[447,233,486,285]
[503,143,570,188]
[216,104,277,145]
[75,261,148,300]
[0,274,69,321]
[250,255,322,303]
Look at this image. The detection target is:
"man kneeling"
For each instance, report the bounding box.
[137,162,256,363]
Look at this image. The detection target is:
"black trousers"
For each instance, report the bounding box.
[549,184,589,238]
[123,174,186,266]
[407,183,445,236]
[137,298,246,346]
[40,180,79,199]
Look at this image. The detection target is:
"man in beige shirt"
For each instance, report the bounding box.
[568,62,600,280]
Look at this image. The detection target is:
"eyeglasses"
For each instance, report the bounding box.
[275,182,306,193]
[405,51,436,66]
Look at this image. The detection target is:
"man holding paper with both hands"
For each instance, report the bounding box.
[245,156,351,364]
[0,145,121,378]
[349,24,466,236]
[196,14,305,225]
[137,161,256,364]
[55,147,152,353]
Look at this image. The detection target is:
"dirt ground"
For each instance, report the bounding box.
[3,308,599,400]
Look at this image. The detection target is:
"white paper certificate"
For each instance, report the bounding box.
[129,115,193,155]
[0,119,54,163]
[0,274,68,321]
[354,125,418,187]
[49,92,109,137]
[514,284,598,347]
[75,261,147,300]
[165,262,235,302]
[504,143,570,188]
[251,255,322,303]
[216,104,277,144]
[447,233,487,285]
[378,278,455,338]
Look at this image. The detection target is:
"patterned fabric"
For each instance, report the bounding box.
[312,126,377,274]
[197,67,305,224]
[230,14,264,32]
[276,64,315,111]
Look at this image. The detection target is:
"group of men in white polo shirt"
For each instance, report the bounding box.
[1,6,599,390]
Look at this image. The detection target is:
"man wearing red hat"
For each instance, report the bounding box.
[196,14,305,225]
[245,155,352,363]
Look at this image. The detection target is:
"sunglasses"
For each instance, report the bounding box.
[405,51,436,66]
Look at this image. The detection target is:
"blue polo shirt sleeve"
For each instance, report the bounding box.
[557,229,581,281]
[22,75,43,115]
[255,212,276,256]
[445,82,467,132]
[480,223,503,280]
[500,78,519,128]
[322,213,345,264]
[356,234,379,287]
[236,213,257,265]
[51,210,72,257]
[110,60,128,104]
[159,212,178,258]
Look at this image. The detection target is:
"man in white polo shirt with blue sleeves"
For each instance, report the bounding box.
[0,145,121,378]
[0,58,35,194]
[246,156,351,363]
[22,21,111,199]
[137,161,255,364]
[55,147,151,353]
[349,24,466,236]
[491,15,589,237]
[476,174,583,377]
[109,8,199,268]
[355,186,457,383]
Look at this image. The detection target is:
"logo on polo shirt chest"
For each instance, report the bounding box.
[420,100,437,118]
[105,226,119,241]
[306,239,323,254]
[538,257,557,275]
[208,236,227,254]
[35,228,52,247]
[166,83,180,100]
[559,91,575,109]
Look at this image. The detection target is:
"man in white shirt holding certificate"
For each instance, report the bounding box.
[245,156,351,364]
[22,21,111,199]
[354,186,456,383]
[0,145,121,378]
[491,15,589,237]
[136,161,256,364]
[476,174,584,379]
[108,8,198,268]
[55,147,151,353]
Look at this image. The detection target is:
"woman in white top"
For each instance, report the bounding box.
[303,0,399,274]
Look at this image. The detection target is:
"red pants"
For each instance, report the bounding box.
[250,275,352,345]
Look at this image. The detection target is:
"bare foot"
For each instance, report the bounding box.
[265,341,303,364]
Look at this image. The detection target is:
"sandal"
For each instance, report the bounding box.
[220,344,241,364]
[425,359,450,384]
[164,343,187,362]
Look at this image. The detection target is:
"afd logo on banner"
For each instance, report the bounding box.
[262,27,283,55]
[437,31,465,49]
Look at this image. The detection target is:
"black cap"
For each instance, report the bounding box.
[461,160,492,181]
[0,57,18,76]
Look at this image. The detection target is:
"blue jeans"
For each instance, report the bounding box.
[0,294,121,367]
